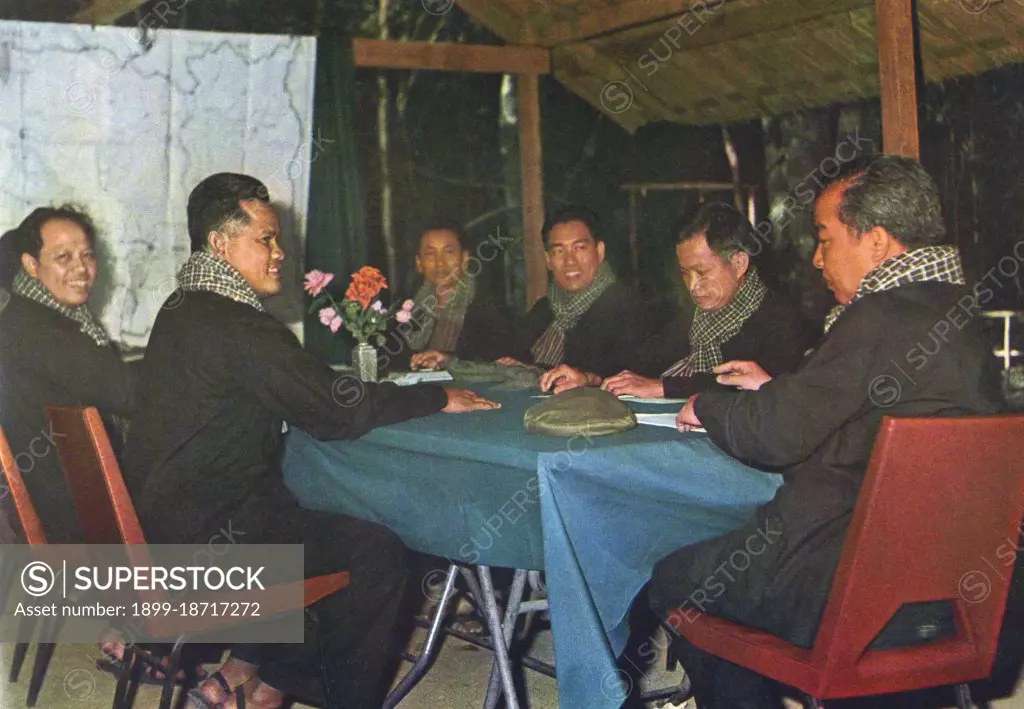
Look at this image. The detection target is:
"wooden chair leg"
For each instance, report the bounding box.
[157,638,186,709]
[111,645,136,709]
[25,643,56,707]
[955,683,973,709]
[9,642,29,682]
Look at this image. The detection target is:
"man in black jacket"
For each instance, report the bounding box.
[387,219,513,371]
[125,173,498,709]
[498,205,644,381]
[542,203,811,397]
[654,155,1003,708]
[0,207,135,543]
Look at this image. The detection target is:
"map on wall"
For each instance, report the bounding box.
[0,21,317,346]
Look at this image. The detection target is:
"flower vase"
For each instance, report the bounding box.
[352,342,378,383]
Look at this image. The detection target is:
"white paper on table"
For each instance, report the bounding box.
[390,370,455,386]
[618,395,688,405]
[635,413,705,433]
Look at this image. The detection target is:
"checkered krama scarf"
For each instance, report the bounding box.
[823,245,965,334]
[662,266,768,378]
[405,275,476,353]
[177,250,265,312]
[531,262,616,368]
[13,270,111,346]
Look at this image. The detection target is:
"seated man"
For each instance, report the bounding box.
[125,173,498,709]
[650,155,1002,708]
[394,219,513,371]
[541,203,811,396]
[0,207,136,543]
[498,205,643,380]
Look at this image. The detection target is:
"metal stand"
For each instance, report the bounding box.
[384,564,550,709]
[382,564,460,709]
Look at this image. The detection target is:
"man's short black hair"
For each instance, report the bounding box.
[187,173,270,253]
[0,228,21,291]
[417,218,467,251]
[542,206,601,248]
[11,205,98,264]
[674,202,752,260]
[825,154,946,249]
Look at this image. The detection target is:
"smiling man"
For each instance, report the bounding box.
[0,206,135,543]
[651,155,1003,709]
[542,203,811,397]
[125,173,498,709]
[497,205,643,380]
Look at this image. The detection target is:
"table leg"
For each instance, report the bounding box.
[475,566,520,709]
[483,569,528,709]
[382,564,459,709]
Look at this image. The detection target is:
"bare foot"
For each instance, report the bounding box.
[192,658,258,706]
[221,677,285,709]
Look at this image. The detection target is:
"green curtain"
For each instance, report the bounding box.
[303,32,367,363]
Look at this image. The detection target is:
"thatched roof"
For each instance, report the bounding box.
[455,0,1024,132]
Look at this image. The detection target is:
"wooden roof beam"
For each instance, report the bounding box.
[353,38,550,74]
[531,0,872,48]
[74,0,148,25]
[453,0,534,44]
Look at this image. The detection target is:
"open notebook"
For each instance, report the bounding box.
[634,412,705,433]
[389,370,455,386]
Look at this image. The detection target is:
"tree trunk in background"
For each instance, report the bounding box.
[721,125,744,214]
[377,0,396,288]
[500,73,526,312]
[762,109,836,324]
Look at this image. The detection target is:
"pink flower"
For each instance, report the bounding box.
[395,309,411,324]
[304,270,334,297]
[371,300,385,313]
[318,306,342,333]
[401,299,414,311]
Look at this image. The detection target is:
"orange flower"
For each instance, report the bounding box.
[345,266,388,309]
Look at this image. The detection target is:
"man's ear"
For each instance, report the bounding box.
[20,253,38,279]
[544,248,554,271]
[415,254,425,275]
[729,250,750,279]
[596,241,606,263]
[207,230,226,257]
[461,250,471,271]
[865,226,895,264]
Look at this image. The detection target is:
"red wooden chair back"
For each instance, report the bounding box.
[674,414,1024,699]
[0,426,48,545]
[43,405,348,639]
[44,406,144,545]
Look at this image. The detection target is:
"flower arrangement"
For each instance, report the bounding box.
[304,266,414,346]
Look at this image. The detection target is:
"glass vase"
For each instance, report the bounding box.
[352,342,378,383]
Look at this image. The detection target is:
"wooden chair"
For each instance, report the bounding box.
[668,414,1024,708]
[0,425,58,707]
[44,406,349,709]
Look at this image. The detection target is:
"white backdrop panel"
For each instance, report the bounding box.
[0,21,316,345]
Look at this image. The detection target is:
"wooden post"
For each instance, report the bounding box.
[518,73,547,308]
[875,0,920,159]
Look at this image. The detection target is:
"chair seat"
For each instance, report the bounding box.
[679,600,995,699]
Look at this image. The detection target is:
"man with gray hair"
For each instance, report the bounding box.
[648,155,1003,708]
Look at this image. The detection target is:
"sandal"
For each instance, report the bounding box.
[186,672,245,709]
[96,646,208,685]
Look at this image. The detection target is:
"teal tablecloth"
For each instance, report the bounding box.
[281,388,782,708]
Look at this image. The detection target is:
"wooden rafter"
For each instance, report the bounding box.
[353,38,550,74]
[74,0,148,25]
[453,0,531,43]
[531,0,873,48]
